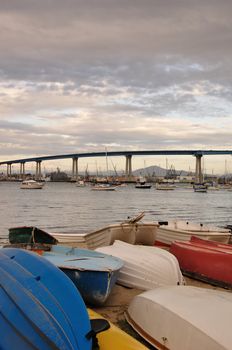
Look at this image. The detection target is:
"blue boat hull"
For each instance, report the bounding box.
[0,248,92,350]
[62,268,120,305]
[42,245,124,306]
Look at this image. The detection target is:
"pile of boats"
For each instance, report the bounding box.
[2,212,232,349]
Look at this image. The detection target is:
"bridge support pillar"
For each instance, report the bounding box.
[195,155,203,183]
[72,157,78,181]
[20,162,25,180]
[125,155,132,178]
[7,163,12,179]
[35,161,42,180]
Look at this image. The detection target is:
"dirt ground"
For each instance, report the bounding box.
[92,278,231,349]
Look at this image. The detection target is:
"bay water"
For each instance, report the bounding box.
[0,181,231,240]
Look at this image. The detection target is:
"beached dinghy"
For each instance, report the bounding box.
[170,236,232,288]
[155,219,231,247]
[126,286,232,350]
[0,248,93,350]
[41,245,124,305]
[96,240,184,289]
[50,212,159,248]
[8,226,58,245]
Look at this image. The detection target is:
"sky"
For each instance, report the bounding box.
[0,0,232,174]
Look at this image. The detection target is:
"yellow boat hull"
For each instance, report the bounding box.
[88,309,148,350]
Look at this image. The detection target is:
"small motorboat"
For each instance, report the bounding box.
[41,245,124,305]
[170,236,232,288]
[8,226,58,245]
[126,286,232,350]
[155,183,175,190]
[96,240,184,289]
[91,184,117,191]
[155,220,231,247]
[20,179,44,189]
[193,183,207,192]
[135,176,152,189]
[0,248,93,349]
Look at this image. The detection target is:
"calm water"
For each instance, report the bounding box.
[0,181,232,240]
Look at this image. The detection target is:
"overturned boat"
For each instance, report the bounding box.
[170,236,232,288]
[41,245,124,305]
[0,248,92,350]
[96,240,184,289]
[126,286,232,350]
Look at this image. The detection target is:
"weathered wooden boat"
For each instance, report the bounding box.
[125,286,232,350]
[8,226,58,245]
[96,240,184,289]
[41,245,124,305]
[52,212,159,248]
[170,236,232,288]
[88,309,148,350]
[0,247,93,349]
[155,220,231,247]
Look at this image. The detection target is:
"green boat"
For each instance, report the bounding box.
[8,226,58,245]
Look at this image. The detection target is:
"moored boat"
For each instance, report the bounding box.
[170,236,232,288]
[91,184,117,191]
[0,247,92,350]
[20,179,44,189]
[155,220,231,247]
[96,240,184,289]
[135,176,152,189]
[193,183,207,192]
[41,245,124,305]
[155,183,175,190]
[126,286,232,350]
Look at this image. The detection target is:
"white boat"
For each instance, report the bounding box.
[91,184,117,191]
[20,180,44,189]
[155,183,175,191]
[193,183,207,192]
[51,213,159,248]
[155,220,231,246]
[125,286,232,350]
[76,180,86,187]
[135,176,151,189]
[96,240,184,290]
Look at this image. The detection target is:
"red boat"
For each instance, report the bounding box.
[170,236,232,288]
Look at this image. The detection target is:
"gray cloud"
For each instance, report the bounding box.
[0,1,232,172]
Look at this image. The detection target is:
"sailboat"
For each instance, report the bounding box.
[91,149,117,191]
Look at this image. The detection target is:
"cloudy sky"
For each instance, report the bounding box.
[0,0,232,174]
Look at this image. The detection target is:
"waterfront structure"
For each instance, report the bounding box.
[1,150,232,182]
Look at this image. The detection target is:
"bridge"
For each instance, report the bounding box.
[1,150,232,182]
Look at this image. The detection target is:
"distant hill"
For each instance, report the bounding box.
[132,165,190,177]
